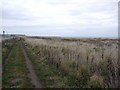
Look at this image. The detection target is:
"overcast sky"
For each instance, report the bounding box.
[1,0,119,38]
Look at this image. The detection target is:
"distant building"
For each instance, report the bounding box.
[3,31,5,35]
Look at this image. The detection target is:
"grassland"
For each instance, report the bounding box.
[0,39,2,89]
[2,36,119,88]
[2,41,33,88]
[2,39,16,66]
[24,36,119,88]
[25,44,78,88]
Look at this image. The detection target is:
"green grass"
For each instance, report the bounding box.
[2,41,33,88]
[0,42,2,64]
[2,41,14,64]
[0,43,1,89]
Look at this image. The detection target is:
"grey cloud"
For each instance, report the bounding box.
[69,2,117,17]
[2,8,31,20]
[86,2,117,12]
[1,0,118,38]
[2,25,118,38]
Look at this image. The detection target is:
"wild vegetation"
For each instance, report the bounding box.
[2,38,18,65]
[0,38,2,89]
[2,40,33,88]
[24,37,119,88]
[2,37,119,88]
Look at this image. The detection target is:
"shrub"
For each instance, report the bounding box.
[76,65,90,87]
[88,74,104,88]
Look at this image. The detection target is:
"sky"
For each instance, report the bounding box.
[1,0,119,38]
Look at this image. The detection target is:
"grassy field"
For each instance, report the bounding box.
[24,37,119,88]
[2,39,16,65]
[2,39,16,88]
[0,41,2,89]
[2,41,33,88]
[25,43,78,88]
[2,37,119,88]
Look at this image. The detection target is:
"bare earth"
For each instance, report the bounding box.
[22,46,43,88]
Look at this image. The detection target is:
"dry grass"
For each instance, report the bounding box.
[24,36,119,88]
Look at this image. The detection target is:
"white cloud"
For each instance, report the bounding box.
[1,0,119,37]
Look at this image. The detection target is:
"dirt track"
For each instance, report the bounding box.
[2,40,43,88]
[22,45,43,88]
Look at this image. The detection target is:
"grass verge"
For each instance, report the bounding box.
[2,41,33,88]
[25,43,78,88]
